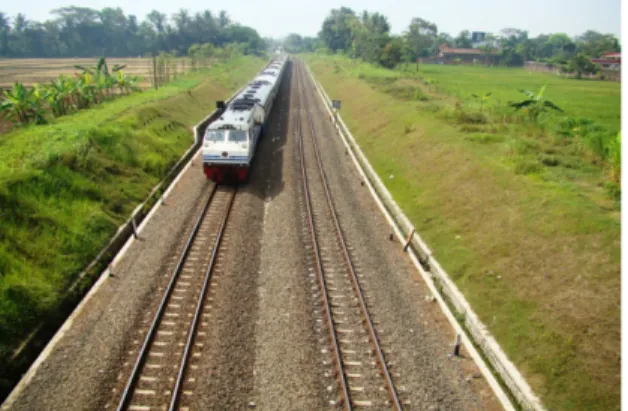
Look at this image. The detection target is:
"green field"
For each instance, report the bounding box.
[304,54,620,411]
[412,64,620,133]
[0,55,265,383]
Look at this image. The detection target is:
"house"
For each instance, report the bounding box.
[591,52,621,71]
[436,44,500,65]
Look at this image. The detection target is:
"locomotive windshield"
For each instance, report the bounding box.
[205,130,225,142]
[204,130,247,143]
[227,131,248,142]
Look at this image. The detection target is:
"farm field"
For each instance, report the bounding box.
[0,57,194,89]
[413,63,621,133]
[0,54,266,396]
[304,54,620,411]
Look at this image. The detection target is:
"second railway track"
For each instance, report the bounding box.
[115,184,236,411]
[294,60,404,410]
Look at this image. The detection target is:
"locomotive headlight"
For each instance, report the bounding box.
[240,143,248,149]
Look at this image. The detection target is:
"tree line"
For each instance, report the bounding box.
[0,7,266,58]
[282,7,620,72]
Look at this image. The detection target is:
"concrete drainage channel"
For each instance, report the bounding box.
[0,84,247,409]
[304,62,546,411]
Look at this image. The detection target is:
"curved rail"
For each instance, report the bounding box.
[296,60,403,410]
[116,184,236,411]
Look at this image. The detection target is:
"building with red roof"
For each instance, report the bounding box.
[591,51,621,71]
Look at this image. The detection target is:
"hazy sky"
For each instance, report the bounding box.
[3,0,622,39]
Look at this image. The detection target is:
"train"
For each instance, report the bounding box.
[201,54,289,183]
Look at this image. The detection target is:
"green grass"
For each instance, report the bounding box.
[304,54,620,411]
[0,55,265,372]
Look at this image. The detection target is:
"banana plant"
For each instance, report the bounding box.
[471,92,492,111]
[44,75,74,117]
[75,57,127,80]
[29,83,47,124]
[0,82,46,124]
[115,71,141,95]
[96,74,117,101]
[72,72,98,109]
[509,85,563,120]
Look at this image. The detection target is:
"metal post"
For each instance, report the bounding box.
[152,51,158,90]
[131,215,139,239]
[453,334,461,356]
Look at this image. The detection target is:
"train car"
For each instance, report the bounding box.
[201,55,288,183]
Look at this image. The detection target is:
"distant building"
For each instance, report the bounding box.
[591,52,621,71]
[435,44,500,65]
[470,31,488,48]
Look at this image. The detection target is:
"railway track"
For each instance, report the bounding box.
[115,184,236,411]
[294,60,403,410]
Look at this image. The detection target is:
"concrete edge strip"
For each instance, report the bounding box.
[304,61,545,411]
[0,82,248,410]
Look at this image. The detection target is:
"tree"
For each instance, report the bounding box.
[283,33,303,53]
[568,53,600,78]
[0,7,265,58]
[380,37,403,68]
[319,7,357,52]
[218,11,230,29]
[454,30,472,48]
[404,18,438,61]
[0,12,10,55]
[576,30,620,57]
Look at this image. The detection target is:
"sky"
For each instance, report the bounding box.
[2,0,622,40]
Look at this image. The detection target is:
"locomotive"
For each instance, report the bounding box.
[201,55,288,183]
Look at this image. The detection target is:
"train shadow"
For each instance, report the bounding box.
[239,60,294,201]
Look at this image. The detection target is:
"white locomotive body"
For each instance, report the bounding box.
[202,55,288,183]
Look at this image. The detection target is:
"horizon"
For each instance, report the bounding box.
[1,0,621,40]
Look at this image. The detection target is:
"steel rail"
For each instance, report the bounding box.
[116,184,223,411]
[297,60,403,411]
[169,187,237,411]
[295,61,353,411]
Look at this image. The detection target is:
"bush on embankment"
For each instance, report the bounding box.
[0,55,265,382]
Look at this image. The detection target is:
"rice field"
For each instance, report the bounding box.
[0,57,194,89]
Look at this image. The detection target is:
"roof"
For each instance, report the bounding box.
[591,58,621,64]
[207,56,287,130]
[602,52,620,57]
[439,45,499,55]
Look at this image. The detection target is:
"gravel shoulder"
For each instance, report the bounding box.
[249,62,327,410]
[299,59,504,411]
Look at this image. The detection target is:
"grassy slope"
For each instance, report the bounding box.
[0,55,265,364]
[304,54,620,411]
